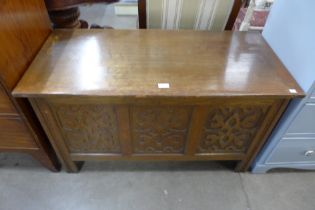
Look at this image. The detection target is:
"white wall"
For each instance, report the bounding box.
[262,0,315,92]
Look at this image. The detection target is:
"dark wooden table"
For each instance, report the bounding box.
[44,0,118,28]
[13,30,304,172]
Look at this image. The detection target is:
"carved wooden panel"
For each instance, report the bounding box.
[197,105,270,153]
[131,106,192,154]
[54,104,121,153]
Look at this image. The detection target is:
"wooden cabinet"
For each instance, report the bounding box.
[13,30,303,172]
[0,0,60,171]
[0,116,37,149]
[0,87,17,115]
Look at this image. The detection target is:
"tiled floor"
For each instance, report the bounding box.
[1,153,315,210]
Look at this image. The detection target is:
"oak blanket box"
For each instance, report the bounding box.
[13,30,303,172]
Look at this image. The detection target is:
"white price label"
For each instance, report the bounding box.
[289,89,297,94]
[158,83,170,89]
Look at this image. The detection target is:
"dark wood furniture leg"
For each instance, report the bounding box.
[44,0,118,28]
[48,7,85,28]
[138,0,147,29]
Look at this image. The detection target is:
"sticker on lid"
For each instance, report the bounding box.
[158,83,170,89]
[289,89,297,94]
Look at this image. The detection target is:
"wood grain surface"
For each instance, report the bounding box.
[13,30,303,98]
[0,0,51,90]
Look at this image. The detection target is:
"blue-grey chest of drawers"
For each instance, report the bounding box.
[251,0,315,173]
[252,84,315,173]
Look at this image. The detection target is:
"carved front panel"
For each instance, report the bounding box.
[197,105,270,153]
[54,104,121,153]
[131,106,192,154]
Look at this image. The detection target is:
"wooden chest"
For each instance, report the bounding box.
[13,30,303,172]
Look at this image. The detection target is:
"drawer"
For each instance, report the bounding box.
[0,87,17,114]
[0,117,38,149]
[310,89,315,102]
[267,138,315,164]
[286,103,315,135]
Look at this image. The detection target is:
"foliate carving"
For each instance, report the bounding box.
[55,104,120,153]
[197,105,269,153]
[131,106,192,154]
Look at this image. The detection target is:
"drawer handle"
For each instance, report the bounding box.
[304,150,314,157]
